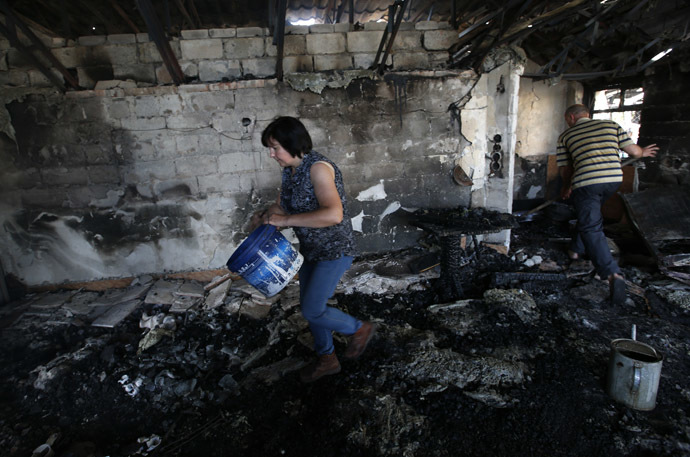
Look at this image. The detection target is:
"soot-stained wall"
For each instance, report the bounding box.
[0,69,510,286]
[639,61,690,188]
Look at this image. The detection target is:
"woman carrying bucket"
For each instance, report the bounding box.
[259,116,376,383]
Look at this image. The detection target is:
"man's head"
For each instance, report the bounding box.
[564,104,590,127]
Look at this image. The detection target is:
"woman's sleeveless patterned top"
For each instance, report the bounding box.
[280,151,357,262]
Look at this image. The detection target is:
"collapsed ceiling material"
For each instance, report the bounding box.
[1,0,688,86]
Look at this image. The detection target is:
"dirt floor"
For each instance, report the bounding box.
[1,211,690,457]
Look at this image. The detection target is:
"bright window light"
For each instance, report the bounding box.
[290,18,316,26]
[651,48,673,62]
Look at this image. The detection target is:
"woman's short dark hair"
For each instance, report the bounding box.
[261,116,313,158]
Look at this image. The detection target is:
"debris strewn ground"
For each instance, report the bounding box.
[1,213,689,456]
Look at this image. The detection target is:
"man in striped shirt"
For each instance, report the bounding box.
[557,104,658,305]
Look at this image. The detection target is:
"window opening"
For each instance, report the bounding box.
[592,87,644,150]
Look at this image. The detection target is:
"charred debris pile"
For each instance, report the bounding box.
[1,207,689,457]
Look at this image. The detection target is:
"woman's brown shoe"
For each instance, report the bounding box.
[344,322,377,359]
[300,352,341,383]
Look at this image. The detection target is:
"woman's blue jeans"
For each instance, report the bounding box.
[299,255,361,355]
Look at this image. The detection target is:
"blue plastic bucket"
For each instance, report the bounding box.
[226,224,303,297]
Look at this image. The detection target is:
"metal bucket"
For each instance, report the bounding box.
[606,338,663,411]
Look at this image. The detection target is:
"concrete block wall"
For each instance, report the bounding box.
[0,71,490,286]
[0,22,457,89]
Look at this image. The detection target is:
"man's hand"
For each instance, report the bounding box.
[641,144,659,158]
[622,143,659,159]
[561,185,572,200]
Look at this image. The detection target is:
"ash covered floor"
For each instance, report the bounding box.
[1,213,690,457]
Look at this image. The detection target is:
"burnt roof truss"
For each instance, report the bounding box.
[0,0,80,91]
[136,0,185,85]
[372,0,409,75]
[273,0,287,81]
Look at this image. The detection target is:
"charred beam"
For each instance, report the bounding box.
[472,0,532,72]
[373,0,409,75]
[335,0,347,24]
[109,0,141,34]
[174,0,196,29]
[137,0,185,85]
[274,0,287,81]
[0,19,65,92]
[187,0,202,29]
[0,1,80,90]
[500,0,588,44]
[451,0,457,29]
[612,37,661,76]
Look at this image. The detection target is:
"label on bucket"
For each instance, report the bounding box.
[255,250,303,296]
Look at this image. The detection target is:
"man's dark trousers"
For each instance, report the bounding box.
[570,182,622,279]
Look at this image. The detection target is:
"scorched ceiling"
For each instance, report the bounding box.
[1,0,689,84]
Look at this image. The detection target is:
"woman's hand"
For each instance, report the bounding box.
[265,213,290,227]
[248,209,267,231]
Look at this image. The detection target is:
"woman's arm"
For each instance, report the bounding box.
[266,162,343,228]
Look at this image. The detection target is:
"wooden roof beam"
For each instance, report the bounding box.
[109,0,140,34]
[136,0,185,84]
[0,2,80,90]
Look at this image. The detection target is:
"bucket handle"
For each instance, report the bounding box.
[631,362,642,395]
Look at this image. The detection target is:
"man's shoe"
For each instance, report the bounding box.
[344,322,377,359]
[610,274,627,306]
[300,352,341,383]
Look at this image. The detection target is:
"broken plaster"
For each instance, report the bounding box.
[284,69,378,94]
[356,180,387,202]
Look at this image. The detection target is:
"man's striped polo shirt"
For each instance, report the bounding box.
[557,117,633,190]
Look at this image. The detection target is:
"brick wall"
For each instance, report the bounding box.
[0,23,526,287]
[0,22,458,89]
[0,72,488,286]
